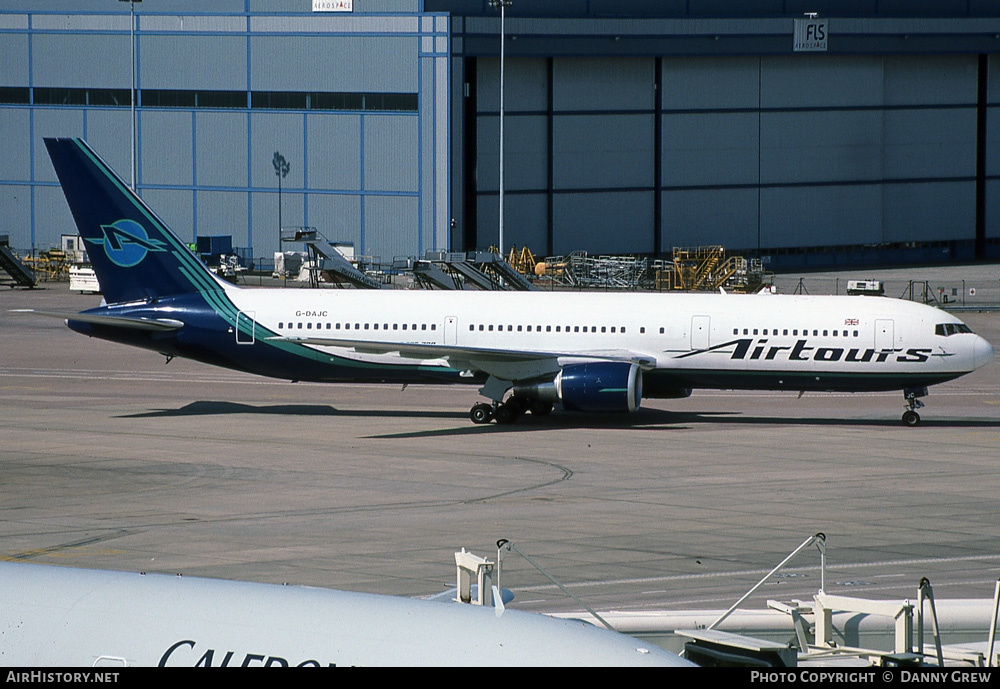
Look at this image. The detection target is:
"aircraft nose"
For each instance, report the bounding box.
[974,335,995,370]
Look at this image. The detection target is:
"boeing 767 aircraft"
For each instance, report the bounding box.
[28,138,994,426]
[0,561,691,666]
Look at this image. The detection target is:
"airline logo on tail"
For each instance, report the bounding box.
[85,219,167,267]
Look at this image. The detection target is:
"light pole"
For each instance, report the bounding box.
[490,0,511,256]
[119,0,140,191]
[272,151,290,254]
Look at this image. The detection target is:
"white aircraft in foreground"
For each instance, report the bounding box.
[0,561,691,666]
[34,138,993,426]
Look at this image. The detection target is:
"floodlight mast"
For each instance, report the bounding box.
[119,0,142,191]
[490,0,512,257]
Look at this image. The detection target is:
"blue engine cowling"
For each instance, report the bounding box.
[560,362,642,412]
[513,362,642,413]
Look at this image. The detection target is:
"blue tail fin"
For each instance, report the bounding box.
[44,138,224,304]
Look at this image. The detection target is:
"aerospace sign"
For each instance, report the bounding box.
[313,0,353,11]
[794,18,828,52]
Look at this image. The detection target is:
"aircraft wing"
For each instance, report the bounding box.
[13,309,185,332]
[271,334,656,372]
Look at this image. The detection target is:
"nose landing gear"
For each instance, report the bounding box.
[901,387,927,427]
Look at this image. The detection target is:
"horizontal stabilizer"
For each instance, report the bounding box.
[13,309,184,332]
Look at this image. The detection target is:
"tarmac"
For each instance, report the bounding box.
[1,270,999,621]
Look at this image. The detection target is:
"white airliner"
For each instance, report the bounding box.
[33,138,994,426]
[0,561,691,666]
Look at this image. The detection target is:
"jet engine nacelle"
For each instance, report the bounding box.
[514,362,642,413]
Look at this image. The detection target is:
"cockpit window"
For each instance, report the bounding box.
[935,323,973,336]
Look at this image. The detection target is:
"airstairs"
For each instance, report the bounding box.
[0,235,37,288]
[396,250,536,291]
[281,228,387,290]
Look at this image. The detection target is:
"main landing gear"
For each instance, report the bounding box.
[901,387,927,427]
[469,396,554,425]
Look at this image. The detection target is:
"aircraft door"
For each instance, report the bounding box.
[691,315,711,350]
[875,319,894,352]
[236,311,256,345]
[445,316,457,345]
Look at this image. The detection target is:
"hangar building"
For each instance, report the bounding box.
[1,0,998,270]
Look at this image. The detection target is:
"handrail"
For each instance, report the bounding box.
[496,538,615,632]
[708,532,826,631]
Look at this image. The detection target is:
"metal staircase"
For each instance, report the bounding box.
[281,228,387,290]
[0,236,37,288]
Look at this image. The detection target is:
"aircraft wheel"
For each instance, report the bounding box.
[494,403,518,425]
[902,410,921,427]
[527,400,553,416]
[470,403,493,424]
